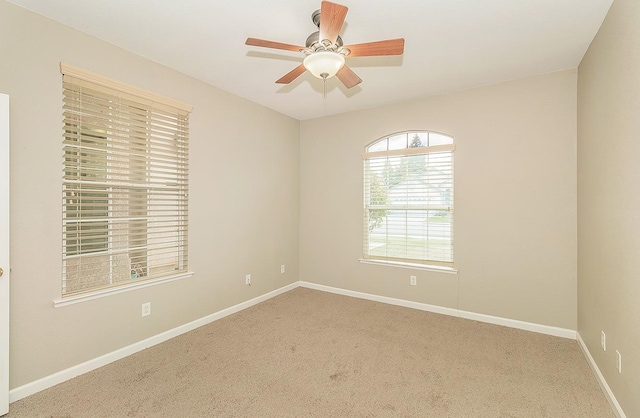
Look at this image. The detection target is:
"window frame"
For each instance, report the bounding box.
[361,131,456,271]
[56,63,194,306]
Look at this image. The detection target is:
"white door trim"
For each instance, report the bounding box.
[0,93,10,415]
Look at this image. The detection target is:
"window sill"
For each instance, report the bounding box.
[358,259,458,274]
[53,271,194,308]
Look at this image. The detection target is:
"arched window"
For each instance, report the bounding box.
[362,131,454,267]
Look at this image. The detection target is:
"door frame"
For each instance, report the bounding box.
[0,93,10,415]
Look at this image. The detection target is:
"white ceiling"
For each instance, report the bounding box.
[8,0,613,120]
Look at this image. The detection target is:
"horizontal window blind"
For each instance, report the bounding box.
[363,132,454,267]
[61,63,192,296]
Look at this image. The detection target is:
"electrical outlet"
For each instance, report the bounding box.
[280,264,285,274]
[245,274,251,286]
[141,302,151,317]
[410,276,417,286]
[616,350,622,373]
[601,331,606,351]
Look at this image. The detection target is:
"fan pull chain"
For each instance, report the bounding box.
[321,72,328,98]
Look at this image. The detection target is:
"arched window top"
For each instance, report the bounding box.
[366,131,453,153]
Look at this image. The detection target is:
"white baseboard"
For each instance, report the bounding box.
[577,332,626,418]
[9,281,299,403]
[457,310,576,339]
[300,281,460,317]
[299,281,576,339]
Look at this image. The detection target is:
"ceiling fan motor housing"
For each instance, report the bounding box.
[305,31,344,50]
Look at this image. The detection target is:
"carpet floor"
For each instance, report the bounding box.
[7,287,615,417]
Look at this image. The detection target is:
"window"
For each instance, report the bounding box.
[61,63,192,297]
[362,131,454,268]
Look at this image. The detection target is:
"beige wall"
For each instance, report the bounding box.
[300,70,578,330]
[578,0,640,415]
[0,1,300,388]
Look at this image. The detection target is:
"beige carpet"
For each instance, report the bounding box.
[7,288,615,417]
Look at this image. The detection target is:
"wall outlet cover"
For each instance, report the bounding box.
[141,302,151,317]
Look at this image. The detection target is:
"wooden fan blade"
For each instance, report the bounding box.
[319,1,348,45]
[336,65,362,88]
[276,64,307,84]
[245,38,304,53]
[344,38,405,57]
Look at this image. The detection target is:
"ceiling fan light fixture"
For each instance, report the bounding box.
[303,51,345,79]
[246,1,404,89]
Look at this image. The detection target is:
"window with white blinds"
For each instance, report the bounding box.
[61,63,192,297]
[363,131,454,267]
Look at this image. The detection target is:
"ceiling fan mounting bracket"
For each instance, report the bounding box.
[311,9,322,28]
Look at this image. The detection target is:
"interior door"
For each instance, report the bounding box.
[0,93,10,415]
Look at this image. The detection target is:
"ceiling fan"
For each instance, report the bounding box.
[245,1,405,90]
